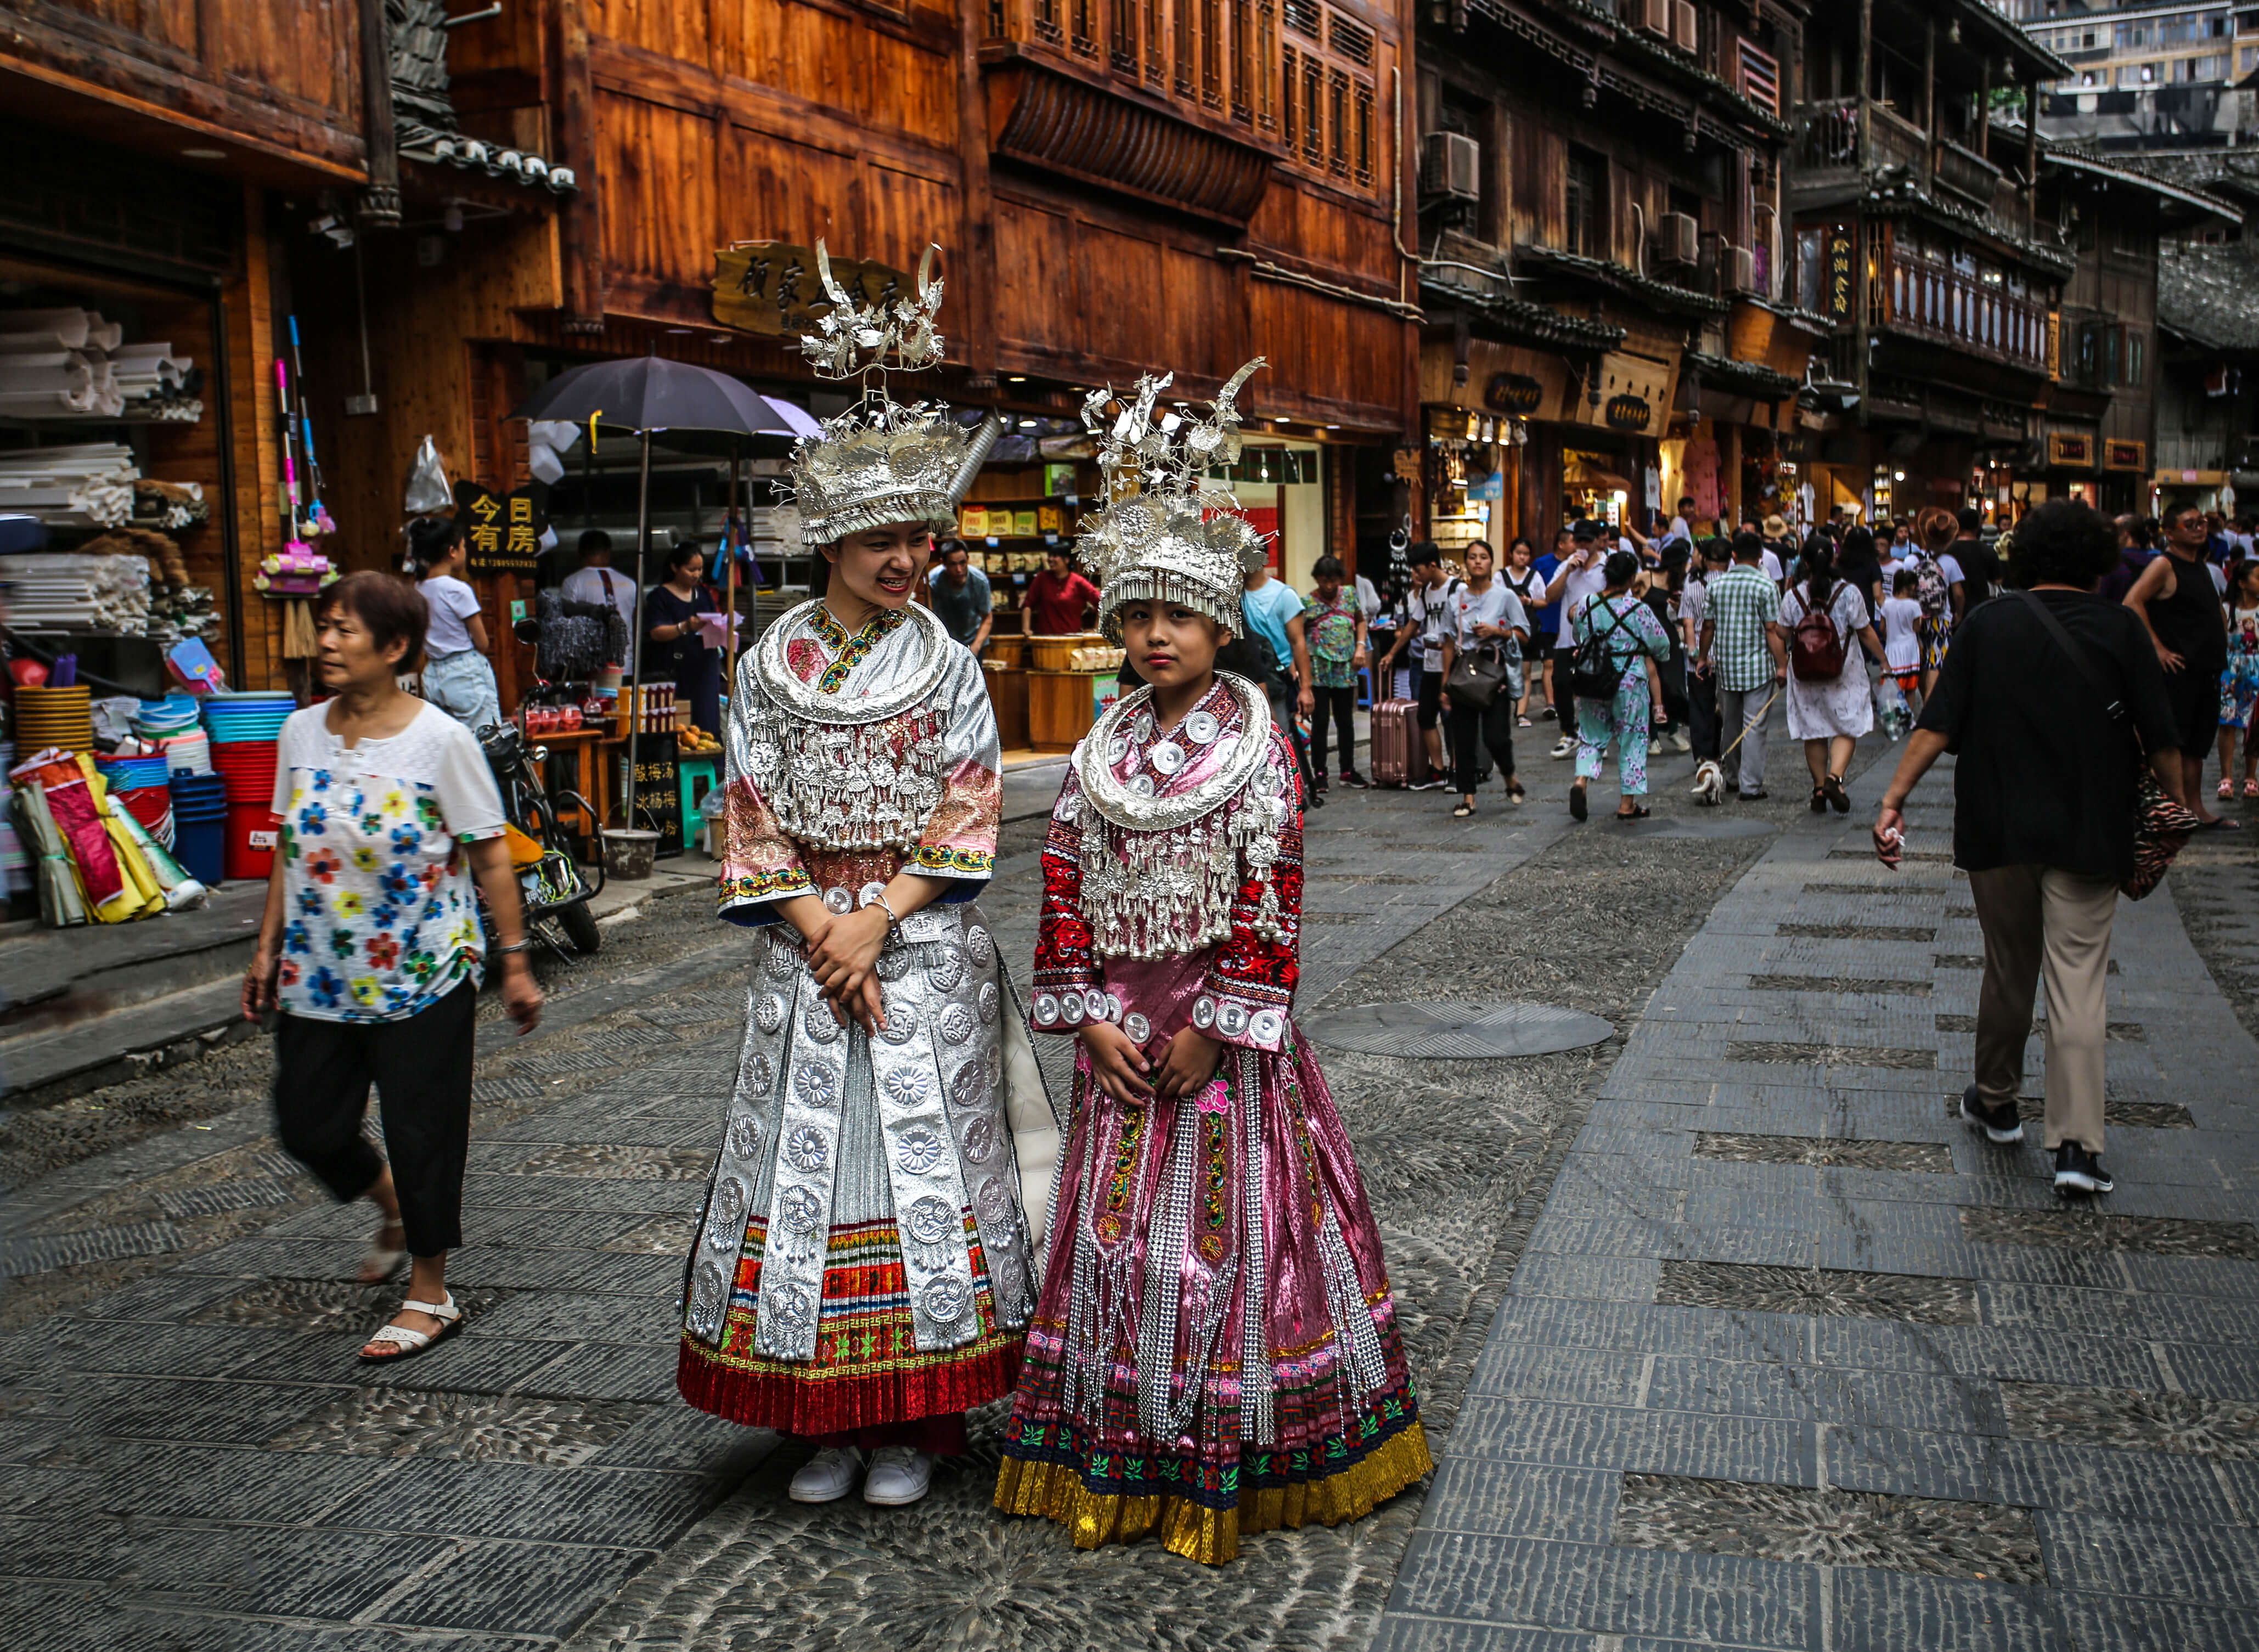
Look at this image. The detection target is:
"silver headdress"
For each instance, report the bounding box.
[1075,359,1269,639]
[787,242,970,548]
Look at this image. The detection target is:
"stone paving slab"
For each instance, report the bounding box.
[1381,758,2259,1650]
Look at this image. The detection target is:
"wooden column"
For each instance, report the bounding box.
[1922,16,1936,188]
[553,0,604,333]
[1977,59,1992,164]
[2023,75,2041,235]
[355,0,401,226]
[954,0,1004,396]
[1855,0,1873,171]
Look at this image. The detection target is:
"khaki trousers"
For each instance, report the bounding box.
[1967,864,2120,1153]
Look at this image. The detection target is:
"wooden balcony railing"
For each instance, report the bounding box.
[1874,241,2050,373]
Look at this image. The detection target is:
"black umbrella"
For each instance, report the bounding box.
[511,355,799,842]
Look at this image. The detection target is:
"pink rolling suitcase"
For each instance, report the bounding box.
[1368,698,1428,787]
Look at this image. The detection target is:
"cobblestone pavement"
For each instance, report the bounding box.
[3,721,2254,1651]
[1378,758,2259,1652]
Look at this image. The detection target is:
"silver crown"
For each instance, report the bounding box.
[787,241,971,548]
[1075,359,1269,639]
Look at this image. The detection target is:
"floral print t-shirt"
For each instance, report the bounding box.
[1300,589,1363,689]
[270,702,507,1022]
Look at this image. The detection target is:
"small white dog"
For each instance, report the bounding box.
[1691,759,1726,806]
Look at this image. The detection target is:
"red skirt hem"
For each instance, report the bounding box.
[676,1337,1022,1436]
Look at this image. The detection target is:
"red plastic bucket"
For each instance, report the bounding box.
[224,803,283,881]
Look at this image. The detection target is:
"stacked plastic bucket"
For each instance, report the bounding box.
[133,694,212,777]
[203,691,295,882]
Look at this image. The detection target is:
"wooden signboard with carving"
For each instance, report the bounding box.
[711,243,914,337]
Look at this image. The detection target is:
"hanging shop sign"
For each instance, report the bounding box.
[1484,372,1545,415]
[454,481,544,573]
[1421,339,1571,418]
[1827,227,1855,320]
[1605,394,1652,432]
[1568,350,1676,433]
[2047,431,2095,470]
[2104,439,2147,473]
[711,242,914,336]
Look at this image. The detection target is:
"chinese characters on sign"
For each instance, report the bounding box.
[1827,228,1854,322]
[710,243,914,337]
[453,482,544,574]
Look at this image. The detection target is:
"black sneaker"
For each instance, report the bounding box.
[2054,1142,2114,1195]
[1338,770,1371,789]
[1959,1085,2025,1145]
[1539,705,1558,722]
[1410,777,1448,792]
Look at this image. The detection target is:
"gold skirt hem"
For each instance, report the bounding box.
[992,1421,1434,1565]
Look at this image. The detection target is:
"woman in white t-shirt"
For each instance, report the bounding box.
[412,517,502,733]
[244,572,542,1365]
[1780,539,1886,813]
[1439,542,1530,816]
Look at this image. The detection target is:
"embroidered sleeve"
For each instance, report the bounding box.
[1028,765,1105,1035]
[717,666,814,926]
[911,648,1000,897]
[1192,728,1302,1053]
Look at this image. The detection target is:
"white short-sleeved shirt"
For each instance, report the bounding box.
[420,575,483,658]
[1449,581,1529,651]
[1554,559,1610,645]
[1935,553,1966,589]
[1409,579,1457,671]
[272,702,508,1023]
[1760,548,1785,585]
[1880,595,1924,669]
[561,565,637,634]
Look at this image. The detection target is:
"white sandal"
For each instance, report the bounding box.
[357,1294,465,1364]
[357,1220,408,1285]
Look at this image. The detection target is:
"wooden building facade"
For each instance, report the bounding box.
[1410,0,1815,555]
[3,0,1419,696]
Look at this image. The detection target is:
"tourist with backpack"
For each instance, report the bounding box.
[1697,532,1789,799]
[1567,550,1674,822]
[1912,506,1967,696]
[1781,536,1886,814]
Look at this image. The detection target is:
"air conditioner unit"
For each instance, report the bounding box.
[1632,0,1671,38]
[1420,131,1481,201]
[1671,0,1698,52]
[1654,211,1699,265]
[1725,243,1757,293]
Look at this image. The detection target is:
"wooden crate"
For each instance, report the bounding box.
[1027,669,1100,752]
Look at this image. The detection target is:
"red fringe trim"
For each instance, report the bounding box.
[676,1337,1023,1435]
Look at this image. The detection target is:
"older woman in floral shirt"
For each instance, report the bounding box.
[244,573,543,1365]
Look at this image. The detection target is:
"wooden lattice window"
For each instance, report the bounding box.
[1256,0,1276,127]
[1112,0,1137,71]
[1353,78,1373,184]
[1146,0,1164,81]
[1175,0,1194,94]
[1302,51,1323,163]
[1327,68,1348,172]
[1202,0,1223,104]
[1036,0,1061,43]
[1282,43,1298,146]
[1073,0,1095,53]
[1231,0,1253,120]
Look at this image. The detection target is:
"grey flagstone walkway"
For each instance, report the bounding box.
[1376,758,2259,1652]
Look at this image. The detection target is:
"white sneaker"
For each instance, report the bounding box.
[788,1446,864,1503]
[1648,737,1663,757]
[861,1445,935,1506]
[1670,730,1692,753]
[1550,736,1574,759]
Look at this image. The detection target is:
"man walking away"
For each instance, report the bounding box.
[1699,531,1787,799]
[1681,538,1728,763]
[1953,506,2001,612]
[1874,500,2184,1197]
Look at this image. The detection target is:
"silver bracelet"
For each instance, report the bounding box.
[497,940,532,956]
[863,889,903,940]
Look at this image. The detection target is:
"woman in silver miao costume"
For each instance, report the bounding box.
[677,245,1057,1509]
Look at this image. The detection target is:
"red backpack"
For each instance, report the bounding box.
[1790,588,1846,681]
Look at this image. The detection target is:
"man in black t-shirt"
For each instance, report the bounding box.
[1952,507,2000,612]
[1872,500,2182,1200]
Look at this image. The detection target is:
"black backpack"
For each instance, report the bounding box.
[1568,598,1636,701]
